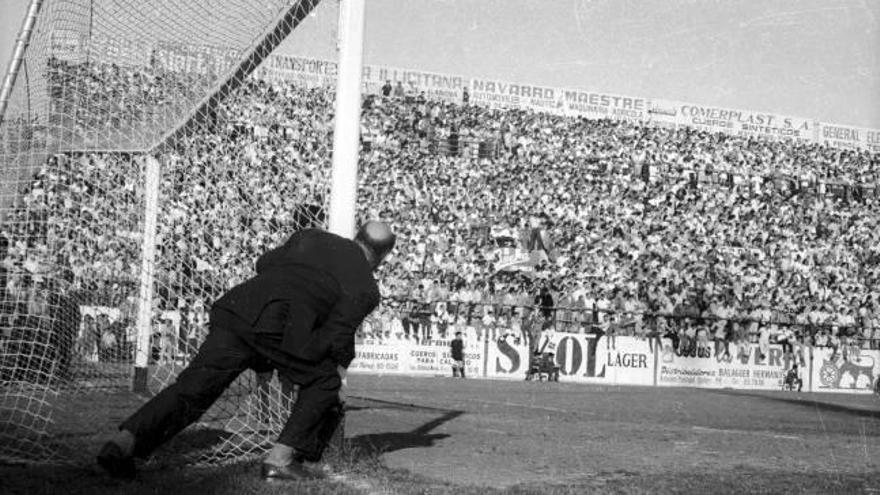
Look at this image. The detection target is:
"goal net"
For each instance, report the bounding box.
[0,0,341,466]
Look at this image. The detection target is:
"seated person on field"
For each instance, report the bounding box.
[526,351,560,381]
[783,363,803,392]
[541,352,560,381]
[526,351,542,381]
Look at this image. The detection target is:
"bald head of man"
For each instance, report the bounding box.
[354,221,396,270]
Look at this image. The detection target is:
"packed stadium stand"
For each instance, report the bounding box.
[2,59,880,369]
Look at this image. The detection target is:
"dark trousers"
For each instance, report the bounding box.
[120,324,341,461]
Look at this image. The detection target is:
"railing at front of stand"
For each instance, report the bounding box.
[365,298,879,350]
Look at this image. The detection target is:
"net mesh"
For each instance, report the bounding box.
[0,0,336,466]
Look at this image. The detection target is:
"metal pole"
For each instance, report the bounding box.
[0,0,44,127]
[327,0,366,238]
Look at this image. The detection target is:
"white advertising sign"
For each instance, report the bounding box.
[811,347,879,394]
[486,334,654,385]
[349,337,483,378]
[655,340,796,390]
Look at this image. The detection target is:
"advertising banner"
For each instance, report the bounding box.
[655,340,796,390]
[50,30,84,62]
[349,337,483,378]
[365,65,465,103]
[257,54,339,88]
[49,31,151,66]
[675,102,816,143]
[645,98,682,129]
[559,90,648,122]
[817,123,880,153]
[152,41,238,77]
[348,340,406,375]
[589,336,655,385]
[811,347,879,394]
[46,35,880,153]
[469,78,563,113]
[89,33,152,67]
[553,334,654,385]
[485,333,654,385]
[485,336,531,380]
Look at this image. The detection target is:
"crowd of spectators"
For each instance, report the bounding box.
[2,59,880,366]
[46,57,213,148]
[359,89,880,351]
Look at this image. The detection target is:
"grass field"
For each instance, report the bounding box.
[2,374,880,494]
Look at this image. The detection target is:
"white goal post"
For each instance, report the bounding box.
[328,0,366,239]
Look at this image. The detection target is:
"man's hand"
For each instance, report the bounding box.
[337,365,347,402]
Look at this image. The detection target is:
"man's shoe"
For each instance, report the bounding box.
[262,461,324,481]
[97,441,136,479]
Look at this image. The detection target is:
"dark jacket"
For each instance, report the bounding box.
[212,229,380,367]
[450,338,464,361]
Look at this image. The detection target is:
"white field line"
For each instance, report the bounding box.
[355,393,580,416]
[354,392,576,415]
[691,425,801,440]
[439,396,578,415]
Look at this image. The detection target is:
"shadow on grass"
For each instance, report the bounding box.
[709,388,880,421]
[346,395,465,455]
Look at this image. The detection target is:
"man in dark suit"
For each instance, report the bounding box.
[97,221,395,481]
[450,331,465,378]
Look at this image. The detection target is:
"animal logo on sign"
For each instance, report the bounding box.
[818,352,875,390]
